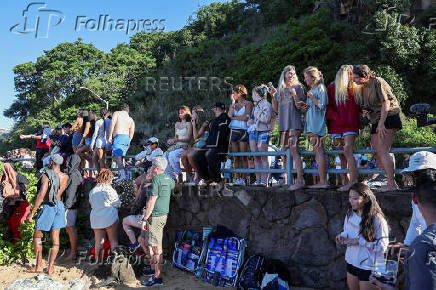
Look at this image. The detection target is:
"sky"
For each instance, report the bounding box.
[0,0,229,130]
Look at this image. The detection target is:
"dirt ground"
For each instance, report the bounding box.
[0,257,233,289]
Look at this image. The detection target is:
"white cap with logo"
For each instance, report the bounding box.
[401,151,436,175]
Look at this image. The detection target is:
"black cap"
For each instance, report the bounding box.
[214,102,226,111]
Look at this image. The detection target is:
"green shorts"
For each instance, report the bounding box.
[142,215,167,247]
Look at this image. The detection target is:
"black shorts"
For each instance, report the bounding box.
[371,113,402,134]
[230,129,249,143]
[346,263,372,281]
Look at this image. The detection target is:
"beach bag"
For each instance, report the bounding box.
[172,230,204,273]
[203,236,247,287]
[260,259,291,290]
[111,248,137,285]
[90,239,112,260]
[238,255,265,290]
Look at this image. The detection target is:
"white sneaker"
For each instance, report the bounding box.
[233,178,244,186]
[239,179,246,186]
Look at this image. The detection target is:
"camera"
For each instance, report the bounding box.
[409,103,436,127]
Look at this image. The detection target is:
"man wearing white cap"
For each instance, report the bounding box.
[400,151,436,246]
[26,154,69,275]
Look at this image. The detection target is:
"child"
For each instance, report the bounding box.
[221,156,232,184]
[336,183,389,290]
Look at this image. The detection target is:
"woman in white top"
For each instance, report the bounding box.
[228,85,253,186]
[89,169,121,261]
[91,108,111,172]
[336,183,389,290]
[248,85,274,186]
[166,106,193,183]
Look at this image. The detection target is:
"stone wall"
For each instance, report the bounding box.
[163,185,412,289]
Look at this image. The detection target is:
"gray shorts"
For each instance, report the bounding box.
[65,209,77,227]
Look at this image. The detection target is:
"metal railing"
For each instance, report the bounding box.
[221,147,436,185]
[4,147,436,185]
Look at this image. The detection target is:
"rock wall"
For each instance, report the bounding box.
[163,185,412,289]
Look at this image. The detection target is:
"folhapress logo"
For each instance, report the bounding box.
[10,2,65,38]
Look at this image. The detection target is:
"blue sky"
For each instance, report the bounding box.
[0,0,228,129]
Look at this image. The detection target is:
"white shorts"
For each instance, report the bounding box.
[65,209,77,227]
[95,137,111,151]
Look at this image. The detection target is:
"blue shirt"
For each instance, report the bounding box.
[304,83,328,136]
[404,223,436,290]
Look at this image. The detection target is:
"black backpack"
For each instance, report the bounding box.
[238,255,265,290]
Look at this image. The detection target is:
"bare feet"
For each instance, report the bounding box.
[308,183,329,189]
[47,265,55,275]
[25,266,43,273]
[64,254,77,264]
[289,183,305,191]
[338,181,357,192]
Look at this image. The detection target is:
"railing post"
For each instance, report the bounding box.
[287,149,293,186]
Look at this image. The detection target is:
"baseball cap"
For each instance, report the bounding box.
[401,151,436,175]
[213,102,226,111]
[147,137,159,144]
[50,154,64,165]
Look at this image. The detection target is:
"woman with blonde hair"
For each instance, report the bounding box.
[248,84,274,186]
[180,106,209,184]
[326,65,361,191]
[303,66,329,189]
[352,65,402,192]
[228,85,253,185]
[165,106,193,183]
[271,65,306,190]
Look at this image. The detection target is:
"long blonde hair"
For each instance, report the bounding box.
[335,65,352,105]
[352,65,378,106]
[303,66,324,87]
[278,65,301,96]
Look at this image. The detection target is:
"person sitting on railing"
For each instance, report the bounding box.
[248,85,274,186]
[181,106,210,184]
[165,106,193,183]
[18,148,33,169]
[336,183,389,290]
[270,65,307,190]
[19,122,52,170]
[327,65,361,192]
[228,85,252,186]
[303,66,329,189]
[194,102,231,185]
[353,65,402,192]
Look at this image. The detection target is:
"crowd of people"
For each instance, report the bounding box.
[0,63,434,289]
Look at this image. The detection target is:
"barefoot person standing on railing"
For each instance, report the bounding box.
[327,65,361,192]
[352,65,402,192]
[108,104,135,182]
[271,65,307,190]
[303,66,329,189]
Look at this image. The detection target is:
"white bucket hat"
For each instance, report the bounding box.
[401,151,436,175]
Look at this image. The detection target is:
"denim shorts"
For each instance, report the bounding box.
[330,132,358,139]
[72,132,83,146]
[84,138,92,147]
[249,131,271,144]
[35,201,66,231]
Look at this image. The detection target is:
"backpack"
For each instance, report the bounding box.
[238,255,265,290]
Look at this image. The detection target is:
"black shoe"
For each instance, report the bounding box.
[142,265,155,276]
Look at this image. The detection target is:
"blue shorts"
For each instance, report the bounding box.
[85,138,92,147]
[330,132,358,139]
[72,132,83,146]
[249,131,271,144]
[113,134,130,157]
[35,201,66,231]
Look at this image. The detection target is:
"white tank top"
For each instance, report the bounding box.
[229,105,248,130]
